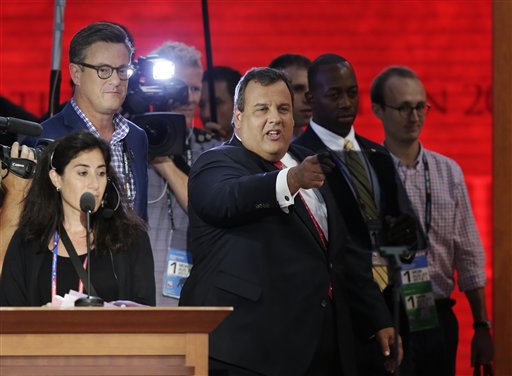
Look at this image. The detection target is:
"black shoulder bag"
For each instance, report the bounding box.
[59,226,99,297]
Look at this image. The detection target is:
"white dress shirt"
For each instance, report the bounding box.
[275,153,329,240]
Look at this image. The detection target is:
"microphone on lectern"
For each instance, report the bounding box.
[75,192,104,307]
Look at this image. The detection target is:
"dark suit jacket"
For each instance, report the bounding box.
[179,138,391,375]
[27,102,149,220]
[294,126,428,359]
[294,126,423,252]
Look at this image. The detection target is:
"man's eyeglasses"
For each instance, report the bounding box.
[384,102,431,119]
[76,62,134,81]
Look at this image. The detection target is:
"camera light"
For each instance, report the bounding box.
[127,66,135,79]
[152,59,175,80]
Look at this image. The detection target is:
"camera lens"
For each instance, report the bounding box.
[131,113,187,157]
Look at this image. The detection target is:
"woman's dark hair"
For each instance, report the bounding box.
[19,130,146,253]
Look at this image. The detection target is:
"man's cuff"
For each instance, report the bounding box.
[275,168,296,212]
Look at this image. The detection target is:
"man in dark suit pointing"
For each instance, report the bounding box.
[180,67,399,376]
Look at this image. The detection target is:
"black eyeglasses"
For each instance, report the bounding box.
[384,102,431,119]
[76,62,134,81]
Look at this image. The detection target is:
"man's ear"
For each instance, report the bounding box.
[233,108,243,130]
[372,102,384,119]
[69,63,82,86]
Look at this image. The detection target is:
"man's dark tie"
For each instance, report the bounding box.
[343,140,388,291]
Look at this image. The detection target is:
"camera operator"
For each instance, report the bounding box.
[147,41,221,306]
[29,22,149,221]
[0,142,36,274]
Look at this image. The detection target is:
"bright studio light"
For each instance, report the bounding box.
[152,59,175,80]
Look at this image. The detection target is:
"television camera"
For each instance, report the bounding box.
[124,55,188,157]
[0,117,51,179]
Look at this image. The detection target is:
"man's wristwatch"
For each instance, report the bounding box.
[473,320,492,329]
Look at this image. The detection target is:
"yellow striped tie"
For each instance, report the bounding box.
[343,140,378,221]
[372,265,389,292]
[344,139,388,290]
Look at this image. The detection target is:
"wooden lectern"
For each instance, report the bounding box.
[0,307,232,376]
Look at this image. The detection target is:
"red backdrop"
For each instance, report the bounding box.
[0,1,492,374]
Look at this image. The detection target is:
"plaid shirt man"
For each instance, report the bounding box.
[71,99,136,205]
[389,145,486,299]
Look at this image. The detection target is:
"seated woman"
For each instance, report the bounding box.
[0,131,155,306]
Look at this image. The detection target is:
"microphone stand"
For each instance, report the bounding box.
[75,208,104,307]
[379,246,408,376]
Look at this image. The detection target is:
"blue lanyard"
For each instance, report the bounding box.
[51,232,59,299]
[50,231,86,300]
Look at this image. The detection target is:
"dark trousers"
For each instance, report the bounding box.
[304,299,342,376]
[401,298,459,376]
[209,359,264,376]
[209,300,342,376]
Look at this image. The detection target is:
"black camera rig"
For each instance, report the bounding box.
[123,55,189,157]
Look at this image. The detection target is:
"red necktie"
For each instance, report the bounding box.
[273,160,284,169]
[274,160,333,298]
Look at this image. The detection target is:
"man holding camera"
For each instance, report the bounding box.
[0,142,36,274]
[33,22,149,220]
[147,41,220,306]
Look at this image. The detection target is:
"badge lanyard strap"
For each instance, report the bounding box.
[423,155,432,235]
[401,156,438,335]
[51,231,87,300]
[122,140,134,205]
